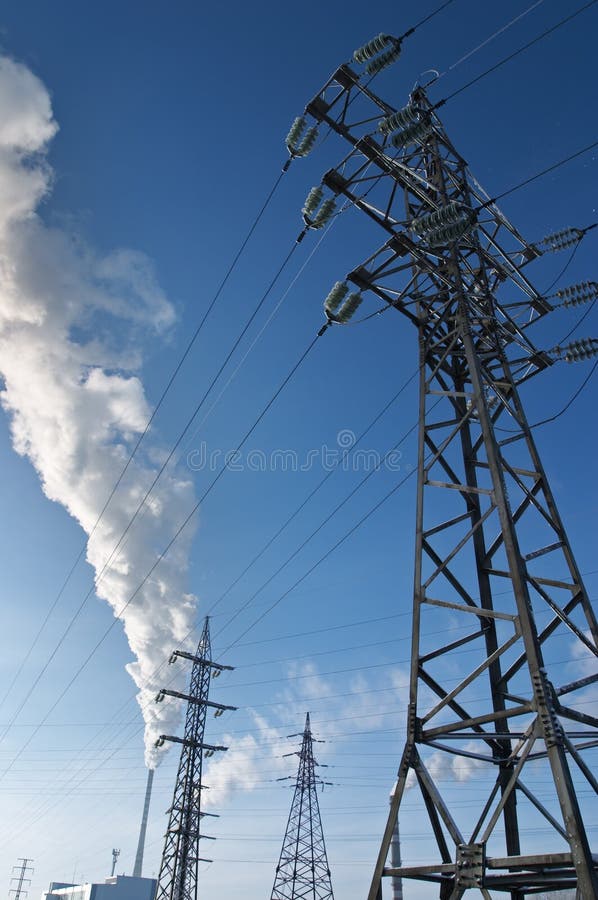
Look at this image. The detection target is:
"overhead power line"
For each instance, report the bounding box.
[213,411,427,642]
[207,365,420,617]
[430,0,546,84]
[490,142,598,204]
[435,0,598,107]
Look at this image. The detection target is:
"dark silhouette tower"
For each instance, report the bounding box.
[290,35,598,898]
[154,617,236,900]
[271,713,334,900]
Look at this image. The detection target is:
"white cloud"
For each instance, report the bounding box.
[204,713,288,807]
[0,53,198,767]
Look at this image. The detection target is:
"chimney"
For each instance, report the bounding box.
[133,768,154,877]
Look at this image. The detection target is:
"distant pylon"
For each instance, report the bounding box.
[271,713,334,900]
[154,616,237,900]
[9,859,34,900]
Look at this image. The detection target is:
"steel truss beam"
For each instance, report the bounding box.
[303,68,598,897]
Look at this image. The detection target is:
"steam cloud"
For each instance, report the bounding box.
[0,54,198,767]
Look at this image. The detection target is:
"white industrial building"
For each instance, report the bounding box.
[42,875,156,900]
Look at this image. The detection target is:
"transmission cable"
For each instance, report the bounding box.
[213,412,426,642]
[409,0,460,33]
[181,220,338,457]
[221,463,419,655]
[427,0,546,85]
[434,0,598,108]
[207,366,420,617]
[489,141,598,205]
[528,359,598,431]
[543,240,583,295]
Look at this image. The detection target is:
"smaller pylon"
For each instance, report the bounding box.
[154,616,237,900]
[110,849,120,878]
[9,859,34,900]
[271,713,334,900]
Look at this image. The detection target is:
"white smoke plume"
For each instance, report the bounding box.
[0,54,199,768]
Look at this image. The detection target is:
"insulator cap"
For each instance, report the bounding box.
[426,218,474,246]
[390,119,432,149]
[378,103,420,134]
[285,116,306,150]
[412,201,475,245]
[538,227,583,253]
[555,281,598,307]
[336,292,363,322]
[324,281,349,316]
[365,44,402,76]
[285,116,318,158]
[412,200,463,234]
[552,337,598,363]
[302,186,323,218]
[353,33,394,63]
[302,188,336,229]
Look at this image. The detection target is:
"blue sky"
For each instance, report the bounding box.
[0,1,596,898]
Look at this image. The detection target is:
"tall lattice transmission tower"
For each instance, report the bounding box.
[285,32,598,898]
[271,713,334,900]
[154,616,236,900]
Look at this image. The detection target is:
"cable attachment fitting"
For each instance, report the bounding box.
[285,116,319,158]
[353,33,402,75]
[322,280,363,324]
[551,337,598,363]
[551,281,598,307]
[302,186,336,229]
[411,200,475,247]
[536,227,585,254]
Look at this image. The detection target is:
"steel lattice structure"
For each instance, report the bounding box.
[154,617,236,900]
[271,713,334,900]
[295,61,598,898]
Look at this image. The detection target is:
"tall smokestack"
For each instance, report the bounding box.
[133,768,154,877]
[389,785,403,900]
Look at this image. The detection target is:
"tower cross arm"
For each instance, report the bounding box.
[155,688,237,711]
[155,735,228,751]
[169,649,233,671]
